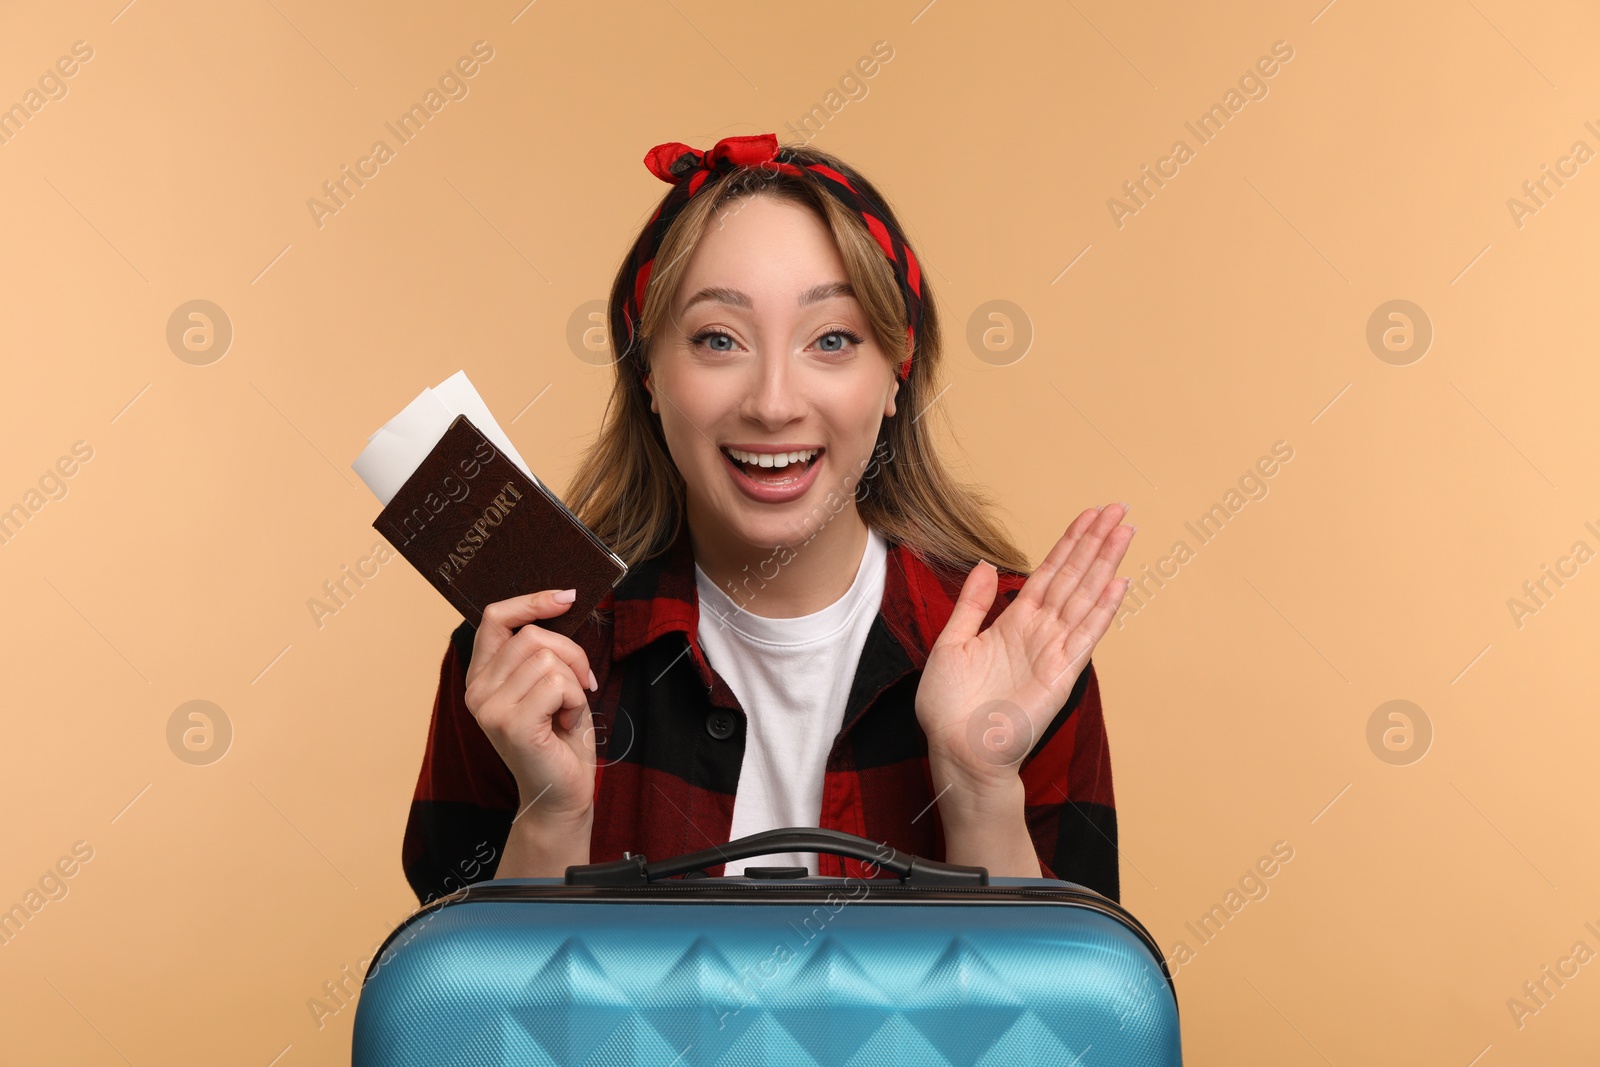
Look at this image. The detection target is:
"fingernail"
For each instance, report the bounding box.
[554,588,577,604]
[587,668,599,692]
[1118,501,1130,513]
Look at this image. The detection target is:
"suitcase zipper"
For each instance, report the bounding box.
[369,881,1176,1008]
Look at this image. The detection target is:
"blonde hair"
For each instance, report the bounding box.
[566,143,1032,578]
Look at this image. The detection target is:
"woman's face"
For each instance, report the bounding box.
[645,194,899,553]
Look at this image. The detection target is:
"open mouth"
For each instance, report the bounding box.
[719,446,823,481]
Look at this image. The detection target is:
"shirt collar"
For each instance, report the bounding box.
[605,520,1027,670]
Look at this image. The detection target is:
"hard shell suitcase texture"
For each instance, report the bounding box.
[354,827,1181,1066]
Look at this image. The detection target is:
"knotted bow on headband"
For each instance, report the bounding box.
[614,133,923,382]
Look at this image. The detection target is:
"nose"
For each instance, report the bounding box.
[739,344,808,429]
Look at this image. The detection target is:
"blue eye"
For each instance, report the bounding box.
[690,329,736,351]
[818,330,865,353]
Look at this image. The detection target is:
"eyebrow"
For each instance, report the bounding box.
[679,281,855,313]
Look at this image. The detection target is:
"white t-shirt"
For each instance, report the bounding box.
[694,529,890,875]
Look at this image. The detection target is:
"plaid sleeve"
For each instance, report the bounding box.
[401,621,520,905]
[1018,658,1119,901]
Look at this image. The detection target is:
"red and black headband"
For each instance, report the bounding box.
[613,133,923,382]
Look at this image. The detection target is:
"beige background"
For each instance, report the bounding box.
[2,0,1597,1062]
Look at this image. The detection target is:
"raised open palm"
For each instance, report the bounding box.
[915,502,1134,796]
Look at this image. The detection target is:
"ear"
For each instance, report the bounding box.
[884,377,899,418]
[643,373,659,414]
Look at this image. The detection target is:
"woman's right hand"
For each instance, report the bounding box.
[463,589,600,825]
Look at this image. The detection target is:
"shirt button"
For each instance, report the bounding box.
[705,711,737,740]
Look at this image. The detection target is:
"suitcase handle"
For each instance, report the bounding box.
[565,826,989,887]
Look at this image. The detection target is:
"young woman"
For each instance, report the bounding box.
[401,134,1135,902]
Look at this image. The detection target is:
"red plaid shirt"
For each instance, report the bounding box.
[402,523,1119,902]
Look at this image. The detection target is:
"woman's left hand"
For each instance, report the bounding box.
[915,502,1134,802]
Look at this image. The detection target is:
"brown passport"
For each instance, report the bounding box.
[372,414,627,636]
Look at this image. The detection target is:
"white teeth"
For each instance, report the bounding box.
[726,447,819,467]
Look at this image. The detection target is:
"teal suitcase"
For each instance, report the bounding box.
[353,827,1180,1066]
